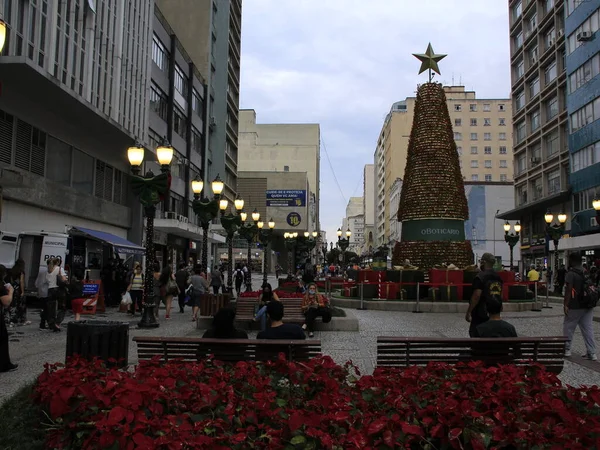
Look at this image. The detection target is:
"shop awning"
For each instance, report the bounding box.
[71,227,145,256]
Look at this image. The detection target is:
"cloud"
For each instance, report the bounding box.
[240,0,511,245]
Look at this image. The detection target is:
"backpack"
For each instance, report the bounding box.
[571,269,599,309]
[234,270,244,282]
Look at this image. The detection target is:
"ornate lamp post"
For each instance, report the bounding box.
[321,242,328,265]
[544,210,567,294]
[127,138,173,329]
[593,197,600,226]
[238,208,261,291]
[284,232,298,278]
[337,227,352,265]
[219,195,244,293]
[258,218,276,286]
[503,221,521,271]
[191,175,224,272]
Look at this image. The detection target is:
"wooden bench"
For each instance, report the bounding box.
[133,336,321,362]
[235,297,307,326]
[199,293,231,317]
[376,336,568,374]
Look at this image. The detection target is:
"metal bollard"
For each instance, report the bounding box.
[358,282,367,310]
[531,282,542,312]
[413,282,422,313]
[543,281,553,309]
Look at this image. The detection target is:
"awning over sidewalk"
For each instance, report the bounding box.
[71,226,145,256]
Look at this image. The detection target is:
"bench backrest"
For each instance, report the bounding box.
[133,336,321,363]
[235,297,305,318]
[376,336,567,373]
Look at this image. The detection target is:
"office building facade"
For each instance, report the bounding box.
[375,86,513,247]
[156,0,242,202]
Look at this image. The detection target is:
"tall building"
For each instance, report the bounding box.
[388,178,403,248]
[559,0,600,258]
[362,164,375,253]
[156,0,242,201]
[374,86,513,247]
[0,0,153,241]
[238,109,320,233]
[341,197,364,253]
[499,0,570,268]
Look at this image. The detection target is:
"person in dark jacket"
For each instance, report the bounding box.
[175,262,189,314]
[202,307,248,339]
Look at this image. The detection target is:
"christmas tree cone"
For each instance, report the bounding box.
[392,82,473,269]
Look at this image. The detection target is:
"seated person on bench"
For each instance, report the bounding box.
[257,301,305,340]
[202,307,248,339]
[472,295,517,337]
[254,283,280,331]
[301,283,332,338]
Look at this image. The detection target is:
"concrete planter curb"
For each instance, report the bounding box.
[331,297,535,313]
[196,308,360,332]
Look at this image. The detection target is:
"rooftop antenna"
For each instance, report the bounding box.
[459,74,462,85]
[452,73,455,85]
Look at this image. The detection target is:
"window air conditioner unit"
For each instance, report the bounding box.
[209,117,216,130]
[557,29,564,38]
[593,217,599,227]
[165,212,177,220]
[531,56,537,63]
[577,31,592,41]
[548,39,555,47]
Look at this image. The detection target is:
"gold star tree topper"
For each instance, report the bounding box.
[413,43,447,82]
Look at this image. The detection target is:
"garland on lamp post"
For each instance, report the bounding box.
[503,221,521,272]
[544,209,567,295]
[257,218,276,286]
[127,138,174,329]
[220,195,244,294]
[238,208,261,292]
[191,175,224,273]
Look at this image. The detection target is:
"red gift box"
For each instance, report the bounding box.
[382,282,399,300]
[429,269,463,300]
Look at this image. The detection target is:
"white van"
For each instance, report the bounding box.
[0,231,70,296]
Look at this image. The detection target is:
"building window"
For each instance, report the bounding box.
[150,83,168,121]
[499,104,506,112]
[529,77,540,98]
[500,160,508,168]
[516,121,526,143]
[569,53,600,94]
[500,174,508,182]
[566,8,600,55]
[192,128,202,155]
[514,31,524,51]
[46,136,72,186]
[499,132,507,141]
[484,132,491,141]
[470,133,478,141]
[471,174,479,181]
[485,174,492,182]
[72,148,94,195]
[547,169,560,195]
[454,132,462,140]
[573,187,598,213]
[545,60,558,85]
[570,97,600,132]
[192,89,203,117]
[454,118,462,126]
[517,154,527,175]
[532,177,543,200]
[546,96,559,120]
[484,160,492,168]
[528,46,539,66]
[471,146,478,154]
[454,104,462,112]
[470,160,478,168]
[512,0,522,23]
[571,141,600,173]
[545,28,556,51]
[499,118,506,126]
[174,64,188,98]
[500,146,507,154]
[470,118,477,126]
[469,104,477,112]
[514,59,524,79]
[515,90,525,110]
[530,109,541,131]
[484,146,492,154]
[483,104,491,112]
[152,35,169,72]
[517,184,528,205]
[484,118,491,126]
[173,107,187,139]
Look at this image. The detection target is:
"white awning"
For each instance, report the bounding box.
[557,233,600,252]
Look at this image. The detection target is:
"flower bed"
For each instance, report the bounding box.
[34,356,600,449]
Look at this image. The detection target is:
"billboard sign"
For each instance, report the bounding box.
[266,190,306,207]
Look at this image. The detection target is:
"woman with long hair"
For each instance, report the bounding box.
[159,265,178,319]
[254,283,279,331]
[0,264,17,372]
[301,282,332,338]
[8,259,28,326]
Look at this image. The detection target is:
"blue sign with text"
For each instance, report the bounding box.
[82,283,100,295]
[266,190,306,207]
[286,212,302,227]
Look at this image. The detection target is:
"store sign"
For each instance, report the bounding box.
[401,219,465,242]
[286,212,302,227]
[82,283,100,295]
[266,190,306,207]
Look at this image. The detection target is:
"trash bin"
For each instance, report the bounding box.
[66,320,129,368]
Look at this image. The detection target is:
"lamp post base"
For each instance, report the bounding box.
[138,305,159,328]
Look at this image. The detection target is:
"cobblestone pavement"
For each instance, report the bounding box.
[2,274,599,404]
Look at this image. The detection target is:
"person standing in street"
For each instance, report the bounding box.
[465,253,503,337]
[0,265,17,372]
[563,252,597,360]
[210,266,223,295]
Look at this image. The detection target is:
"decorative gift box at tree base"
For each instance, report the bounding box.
[392,240,473,270]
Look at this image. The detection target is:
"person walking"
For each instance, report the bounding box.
[45,258,65,332]
[465,253,503,337]
[8,259,29,326]
[563,252,597,360]
[0,265,17,372]
[175,262,189,314]
[159,265,178,319]
[189,265,209,322]
[210,266,223,295]
[233,264,244,295]
[127,263,144,315]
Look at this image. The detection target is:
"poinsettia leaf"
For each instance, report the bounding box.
[290,435,306,445]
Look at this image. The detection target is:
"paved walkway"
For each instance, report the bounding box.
[1,274,599,404]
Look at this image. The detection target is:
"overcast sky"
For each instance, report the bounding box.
[239,0,511,245]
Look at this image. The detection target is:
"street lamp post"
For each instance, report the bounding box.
[544,209,567,294]
[127,138,174,329]
[191,175,224,272]
[220,195,244,293]
[503,221,521,271]
[321,242,328,266]
[337,227,352,265]
[284,232,298,278]
[258,218,276,286]
[238,208,261,291]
